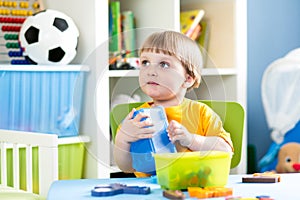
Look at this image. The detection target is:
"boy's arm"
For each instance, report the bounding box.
[167,120,233,152]
[113,129,135,173]
[187,134,233,152]
[195,107,233,152]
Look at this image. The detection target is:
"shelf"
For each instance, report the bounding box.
[0,65,90,71]
[109,68,237,77]
[109,69,140,77]
[201,68,237,76]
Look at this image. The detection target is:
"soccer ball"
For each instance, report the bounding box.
[19,9,79,65]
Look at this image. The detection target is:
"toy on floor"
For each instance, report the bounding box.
[19,9,79,65]
[242,172,281,183]
[276,142,300,173]
[91,183,150,197]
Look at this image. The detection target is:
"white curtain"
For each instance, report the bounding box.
[262,48,300,144]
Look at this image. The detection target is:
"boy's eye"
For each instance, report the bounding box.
[141,60,150,67]
[159,61,170,68]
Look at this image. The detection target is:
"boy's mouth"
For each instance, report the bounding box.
[147,81,159,85]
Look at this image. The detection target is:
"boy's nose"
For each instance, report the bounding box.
[148,71,157,76]
[147,65,158,76]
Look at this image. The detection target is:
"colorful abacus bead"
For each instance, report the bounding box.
[19,1,29,8]
[0,17,26,23]
[0,9,11,15]
[8,50,23,57]
[10,59,31,65]
[6,42,19,48]
[4,34,19,40]
[1,25,21,32]
[32,2,40,9]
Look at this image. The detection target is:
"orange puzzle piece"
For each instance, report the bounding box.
[188,186,233,198]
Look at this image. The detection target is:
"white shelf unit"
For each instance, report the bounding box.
[42,0,247,178]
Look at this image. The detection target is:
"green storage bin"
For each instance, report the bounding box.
[154,151,232,190]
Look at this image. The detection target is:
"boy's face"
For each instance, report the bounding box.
[139,52,191,101]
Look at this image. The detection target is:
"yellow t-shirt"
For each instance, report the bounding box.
[133,98,233,177]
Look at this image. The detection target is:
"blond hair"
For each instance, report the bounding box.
[139,31,203,90]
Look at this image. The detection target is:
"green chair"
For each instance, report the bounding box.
[110,100,244,169]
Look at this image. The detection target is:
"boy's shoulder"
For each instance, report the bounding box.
[183,98,209,107]
[183,98,216,114]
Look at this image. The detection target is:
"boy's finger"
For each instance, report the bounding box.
[140,119,153,127]
[140,127,156,134]
[127,108,136,119]
[138,133,153,139]
[133,112,150,122]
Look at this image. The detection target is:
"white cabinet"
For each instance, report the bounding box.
[45,0,247,178]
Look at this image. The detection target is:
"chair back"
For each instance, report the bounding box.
[110,100,244,169]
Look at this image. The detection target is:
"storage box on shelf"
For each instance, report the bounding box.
[0,65,89,137]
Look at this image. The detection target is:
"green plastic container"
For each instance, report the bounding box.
[153,151,232,190]
[2,142,85,194]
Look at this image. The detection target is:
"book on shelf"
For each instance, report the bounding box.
[109,2,138,70]
[180,9,205,38]
[180,9,210,67]
[121,10,136,58]
[190,23,201,41]
[109,1,122,52]
[197,20,210,67]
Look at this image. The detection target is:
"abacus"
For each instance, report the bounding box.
[0,0,43,64]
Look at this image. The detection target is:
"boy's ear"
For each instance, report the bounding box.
[183,75,195,88]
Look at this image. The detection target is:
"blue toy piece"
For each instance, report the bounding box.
[91,183,151,197]
[130,106,177,175]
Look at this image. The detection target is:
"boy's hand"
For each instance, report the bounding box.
[118,108,155,143]
[167,120,194,147]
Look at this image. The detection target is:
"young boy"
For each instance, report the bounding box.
[113,31,233,177]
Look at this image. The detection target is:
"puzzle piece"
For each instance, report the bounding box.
[91,183,151,197]
[242,172,281,183]
[225,197,274,200]
[256,195,274,200]
[188,186,233,198]
[163,190,185,199]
